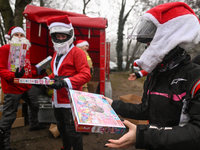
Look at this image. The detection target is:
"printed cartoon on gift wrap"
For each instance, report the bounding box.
[69,89,126,134]
[8,43,28,72]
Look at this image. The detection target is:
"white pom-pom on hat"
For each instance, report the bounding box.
[4,34,11,39]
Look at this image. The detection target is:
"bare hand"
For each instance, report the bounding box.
[105,120,137,149]
[102,96,113,105]
[128,73,137,81]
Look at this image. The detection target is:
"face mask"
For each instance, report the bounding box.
[54,42,70,56]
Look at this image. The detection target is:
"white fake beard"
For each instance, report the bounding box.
[9,36,31,48]
[54,42,70,56]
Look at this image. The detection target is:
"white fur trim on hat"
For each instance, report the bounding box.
[11,27,26,37]
[48,22,72,30]
[76,41,89,47]
[135,13,200,73]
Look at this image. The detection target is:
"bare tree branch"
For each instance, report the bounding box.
[83,0,91,14]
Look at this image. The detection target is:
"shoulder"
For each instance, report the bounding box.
[191,54,200,65]
[181,63,200,96]
[72,46,85,55]
[182,62,200,76]
[0,44,10,50]
[52,52,57,60]
[0,44,10,54]
[177,62,200,83]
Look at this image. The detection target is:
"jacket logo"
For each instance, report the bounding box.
[171,78,187,85]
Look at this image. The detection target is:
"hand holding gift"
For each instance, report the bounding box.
[105,119,136,148]
[102,96,113,105]
[15,67,25,78]
[47,76,68,90]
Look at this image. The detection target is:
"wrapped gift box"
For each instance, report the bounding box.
[8,43,28,72]
[35,56,52,75]
[69,89,126,134]
[14,78,54,85]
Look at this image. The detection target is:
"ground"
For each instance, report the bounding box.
[10,72,145,150]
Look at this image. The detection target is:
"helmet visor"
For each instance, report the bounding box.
[51,30,73,44]
[127,17,157,40]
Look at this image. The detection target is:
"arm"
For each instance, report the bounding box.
[46,55,55,79]
[103,95,148,120]
[112,100,149,120]
[0,45,15,81]
[135,86,200,150]
[85,51,94,76]
[65,48,91,90]
[105,91,200,150]
[128,70,148,81]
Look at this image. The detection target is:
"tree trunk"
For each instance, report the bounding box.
[125,39,132,71]
[116,0,126,71]
[0,0,14,33]
[40,0,44,6]
[14,0,32,27]
[116,0,134,71]
[0,21,6,45]
[116,25,124,71]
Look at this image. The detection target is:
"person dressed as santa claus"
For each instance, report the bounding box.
[0,26,46,150]
[76,40,94,92]
[104,2,200,150]
[45,15,91,150]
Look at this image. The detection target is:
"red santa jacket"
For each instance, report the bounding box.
[0,44,32,94]
[48,45,91,108]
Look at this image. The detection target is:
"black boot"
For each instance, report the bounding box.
[2,148,17,150]
[0,127,5,149]
[61,146,71,150]
[29,124,46,131]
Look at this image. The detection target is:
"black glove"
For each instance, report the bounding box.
[47,76,68,90]
[15,67,25,78]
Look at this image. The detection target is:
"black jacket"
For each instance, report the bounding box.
[112,50,200,150]
[192,54,200,64]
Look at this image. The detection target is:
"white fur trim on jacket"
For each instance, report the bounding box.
[52,45,74,108]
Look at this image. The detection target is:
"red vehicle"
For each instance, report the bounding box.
[23,5,112,97]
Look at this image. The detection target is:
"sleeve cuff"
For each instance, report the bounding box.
[135,124,149,149]
[64,78,72,89]
[135,72,142,79]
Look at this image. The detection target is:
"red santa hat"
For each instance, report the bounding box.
[4,26,26,39]
[47,15,72,32]
[133,2,200,73]
[76,40,89,47]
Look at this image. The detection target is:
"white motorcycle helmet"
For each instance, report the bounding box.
[49,24,74,48]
